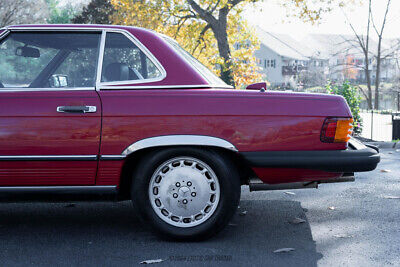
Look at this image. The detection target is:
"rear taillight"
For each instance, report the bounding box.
[321,118,353,143]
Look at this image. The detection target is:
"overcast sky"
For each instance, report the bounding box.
[244,0,400,39]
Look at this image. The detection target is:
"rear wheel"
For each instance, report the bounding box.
[131,147,240,240]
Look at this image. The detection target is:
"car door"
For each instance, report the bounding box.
[0,30,102,186]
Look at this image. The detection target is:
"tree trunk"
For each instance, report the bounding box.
[374,39,382,110]
[186,0,239,87]
[364,52,373,109]
[211,23,235,86]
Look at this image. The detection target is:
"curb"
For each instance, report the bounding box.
[366,141,398,149]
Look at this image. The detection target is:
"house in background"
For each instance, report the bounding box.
[253,28,400,90]
[255,27,308,88]
[254,27,328,88]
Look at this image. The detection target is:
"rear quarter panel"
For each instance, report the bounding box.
[98,89,350,185]
[99,89,350,154]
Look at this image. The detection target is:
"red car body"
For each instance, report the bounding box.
[0,24,379,192]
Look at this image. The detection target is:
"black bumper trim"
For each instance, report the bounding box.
[241,142,380,173]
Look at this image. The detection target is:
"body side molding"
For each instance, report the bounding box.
[0,155,98,161]
[0,185,116,194]
[0,186,118,202]
[120,135,238,156]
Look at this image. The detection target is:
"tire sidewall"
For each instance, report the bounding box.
[131,147,240,240]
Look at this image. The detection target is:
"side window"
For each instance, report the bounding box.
[101,32,162,83]
[0,34,57,88]
[52,47,99,88]
[0,32,101,89]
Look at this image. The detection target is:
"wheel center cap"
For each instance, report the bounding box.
[178,186,190,197]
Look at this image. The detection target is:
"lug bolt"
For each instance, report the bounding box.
[182,199,188,204]
[173,193,178,198]
[191,192,196,197]
[175,182,181,187]
[187,181,192,186]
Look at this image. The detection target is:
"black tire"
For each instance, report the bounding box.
[131,147,241,241]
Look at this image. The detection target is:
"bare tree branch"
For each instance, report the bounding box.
[0,0,48,28]
[192,24,211,55]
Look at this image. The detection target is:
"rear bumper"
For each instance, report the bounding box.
[240,138,380,173]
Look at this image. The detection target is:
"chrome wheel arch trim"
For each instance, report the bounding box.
[121,135,238,156]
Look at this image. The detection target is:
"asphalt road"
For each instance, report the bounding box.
[0,148,399,266]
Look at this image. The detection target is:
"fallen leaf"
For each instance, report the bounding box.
[239,211,247,216]
[328,206,336,210]
[334,234,353,238]
[289,217,306,224]
[64,203,75,208]
[273,248,295,253]
[383,195,400,199]
[388,152,393,154]
[140,259,164,264]
[381,169,391,173]
[303,208,309,212]
[284,191,296,195]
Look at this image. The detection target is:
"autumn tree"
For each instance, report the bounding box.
[111,0,262,87]
[110,0,350,87]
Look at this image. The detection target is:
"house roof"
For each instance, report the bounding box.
[300,33,383,59]
[255,27,310,61]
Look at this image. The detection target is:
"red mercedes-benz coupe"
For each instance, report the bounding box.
[0,24,379,240]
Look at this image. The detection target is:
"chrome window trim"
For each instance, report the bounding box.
[1,26,235,90]
[0,29,10,40]
[2,26,167,89]
[0,28,102,92]
[161,35,233,89]
[98,29,167,86]
[121,135,238,156]
[0,87,96,92]
[5,26,107,31]
[99,84,231,90]
[95,30,107,89]
[162,35,212,84]
[0,155,98,161]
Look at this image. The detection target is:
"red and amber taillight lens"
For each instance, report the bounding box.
[321,118,353,143]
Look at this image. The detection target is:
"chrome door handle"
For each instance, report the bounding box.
[57,106,97,113]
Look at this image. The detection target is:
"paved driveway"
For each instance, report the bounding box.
[0,148,398,266]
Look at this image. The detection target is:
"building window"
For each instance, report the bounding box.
[264,59,267,68]
[271,59,276,68]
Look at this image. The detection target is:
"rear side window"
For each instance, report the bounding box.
[101,32,162,83]
[0,32,101,89]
